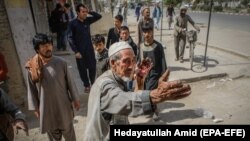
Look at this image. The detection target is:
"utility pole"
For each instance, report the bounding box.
[204,0,213,67]
[160,1,163,42]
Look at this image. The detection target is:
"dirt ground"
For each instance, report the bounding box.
[2,31,250,141]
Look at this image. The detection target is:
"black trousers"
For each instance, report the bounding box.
[75,55,96,87]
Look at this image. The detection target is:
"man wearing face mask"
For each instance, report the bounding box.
[174,6,200,63]
[84,41,192,141]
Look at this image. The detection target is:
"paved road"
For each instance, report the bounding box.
[188,12,250,33]
[187,11,250,57]
[137,7,250,58]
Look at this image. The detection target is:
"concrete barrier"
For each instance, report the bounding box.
[4,0,36,82]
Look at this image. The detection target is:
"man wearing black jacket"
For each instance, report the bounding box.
[67,4,102,93]
[119,26,138,59]
[106,14,123,49]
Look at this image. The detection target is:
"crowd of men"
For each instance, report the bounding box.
[0,2,200,141]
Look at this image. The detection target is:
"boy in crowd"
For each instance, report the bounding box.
[119,26,138,59]
[139,23,167,121]
[92,34,109,78]
[106,15,123,49]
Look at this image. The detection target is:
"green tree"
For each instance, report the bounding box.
[241,0,250,7]
[163,0,182,6]
[184,0,192,3]
[146,0,152,4]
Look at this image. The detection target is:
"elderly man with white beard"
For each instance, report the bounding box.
[84,41,191,141]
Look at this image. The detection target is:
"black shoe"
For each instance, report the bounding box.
[175,58,179,61]
[180,58,184,63]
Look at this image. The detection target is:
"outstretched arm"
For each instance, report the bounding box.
[150,70,191,104]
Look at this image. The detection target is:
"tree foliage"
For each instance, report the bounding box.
[241,0,250,7]
[163,0,182,6]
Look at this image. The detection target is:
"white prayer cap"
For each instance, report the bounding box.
[108,41,132,57]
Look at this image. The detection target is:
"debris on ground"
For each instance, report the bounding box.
[194,108,215,119]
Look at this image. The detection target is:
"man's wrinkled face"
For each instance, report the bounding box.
[37,43,53,58]
[120,29,130,41]
[78,7,88,20]
[112,49,136,80]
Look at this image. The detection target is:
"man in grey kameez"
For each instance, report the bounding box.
[84,41,192,141]
[174,6,200,63]
[25,33,80,141]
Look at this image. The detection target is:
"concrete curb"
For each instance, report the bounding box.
[197,42,250,60]
[180,73,228,83]
[191,10,250,16]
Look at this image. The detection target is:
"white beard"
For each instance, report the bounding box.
[121,76,134,91]
[121,76,132,82]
